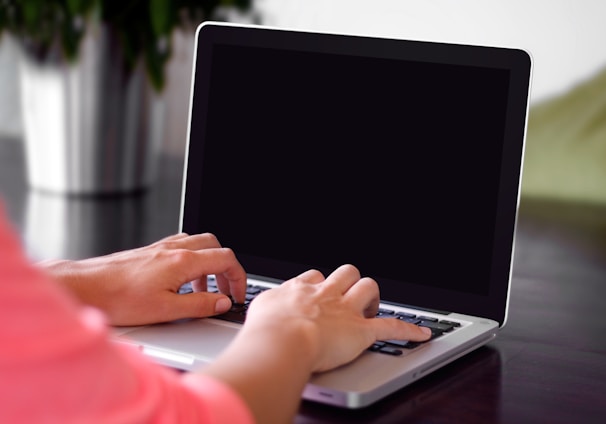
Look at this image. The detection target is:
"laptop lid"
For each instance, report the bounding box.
[180,22,531,327]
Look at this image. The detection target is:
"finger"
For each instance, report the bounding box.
[195,248,247,303]
[168,248,247,301]
[176,248,245,283]
[293,268,325,284]
[215,272,246,303]
[163,292,233,321]
[161,232,190,241]
[324,264,361,293]
[176,233,223,250]
[191,277,207,292]
[371,318,433,342]
[343,277,380,318]
[151,232,190,246]
[155,233,223,252]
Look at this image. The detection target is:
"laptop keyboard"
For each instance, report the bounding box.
[370,308,461,355]
[178,280,270,324]
[179,280,461,356]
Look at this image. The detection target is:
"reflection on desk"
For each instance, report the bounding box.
[25,190,146,260]
[0,137,184,260]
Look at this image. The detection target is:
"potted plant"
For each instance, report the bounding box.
[0,0,252,194]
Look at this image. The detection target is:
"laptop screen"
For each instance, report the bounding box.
[182,23,531,324]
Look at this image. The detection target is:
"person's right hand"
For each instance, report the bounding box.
[244,264,432,372]
[200,264,431,423]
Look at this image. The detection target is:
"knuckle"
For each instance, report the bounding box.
[153,240,177,250]
[298,269,324,283]
[360,277,379,291]
[341,263,358,272]
[340,264,361,279]
[219,246,235,257]
[166,248,194,264]
[200,232,220,245]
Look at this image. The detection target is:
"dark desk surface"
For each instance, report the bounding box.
[1,138,605,423]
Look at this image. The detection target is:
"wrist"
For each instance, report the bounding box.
[202,320,318,424]
[242,317,319,371]
[36,259,76,288]
[36,259,93,306]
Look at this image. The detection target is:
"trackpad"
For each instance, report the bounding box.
[118,318,240,366]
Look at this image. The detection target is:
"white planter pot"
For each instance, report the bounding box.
[18,24,164,195]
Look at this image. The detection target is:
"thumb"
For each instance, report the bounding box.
[170,292,233,320]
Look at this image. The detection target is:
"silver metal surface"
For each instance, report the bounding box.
[19,24,163,194]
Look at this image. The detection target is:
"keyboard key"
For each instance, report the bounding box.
[398,316,421,324]
[383,339,420,349]
[230,303,248,313]
[368,341,386,352]
[213,283,272,324]
[419,320,455,332]
[378,346,403,356]
[369,317,461,356]
[246,286,262,295]
[178,283,193,294]
[395,312,417,319]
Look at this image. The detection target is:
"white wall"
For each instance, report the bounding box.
[256,0,606,104]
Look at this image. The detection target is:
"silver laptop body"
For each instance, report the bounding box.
[116,22,532,409]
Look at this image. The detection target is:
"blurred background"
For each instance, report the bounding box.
[1,0,606,260]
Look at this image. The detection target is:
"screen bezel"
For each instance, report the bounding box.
[181,22,532,326]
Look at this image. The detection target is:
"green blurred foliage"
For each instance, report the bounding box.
[0,0,251,91]
[522,66,606,205]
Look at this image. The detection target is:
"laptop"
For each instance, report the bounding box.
[115,21,532,408]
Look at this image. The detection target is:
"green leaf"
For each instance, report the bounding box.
[116,28,140,72]
[61,21,82,61]
[66,0,83,14]
[145,39,171,91]
[22,0,42,32]
[2,0,253,91]
[66,0,98,15]
[150,0,171,36]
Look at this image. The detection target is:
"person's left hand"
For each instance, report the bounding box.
[37,233,247,326]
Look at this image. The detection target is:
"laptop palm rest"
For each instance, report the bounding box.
[120,319,239,368]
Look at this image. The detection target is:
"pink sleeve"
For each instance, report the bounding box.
[0,204,254,424]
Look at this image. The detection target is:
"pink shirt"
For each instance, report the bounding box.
[0,204,254,424]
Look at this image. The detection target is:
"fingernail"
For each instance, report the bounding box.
[215,298,232,314]
[420,326,432,336]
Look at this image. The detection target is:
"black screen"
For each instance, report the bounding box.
[184,24,530,322]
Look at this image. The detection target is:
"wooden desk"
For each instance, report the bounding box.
[1,138,605,423]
